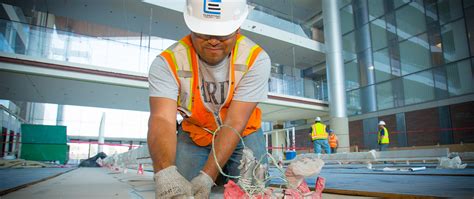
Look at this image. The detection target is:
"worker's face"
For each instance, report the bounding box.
[378,125,383,129]
[191,30,238,65]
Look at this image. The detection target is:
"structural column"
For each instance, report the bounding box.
[98,112,106,153]
[322,0,350,152]
[56,105,64,126]
[271,122,286,160]
[353,0,377,113]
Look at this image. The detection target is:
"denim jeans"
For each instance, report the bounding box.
[175,127,267,181]
[379,143,388,151]
[313,139,331,154]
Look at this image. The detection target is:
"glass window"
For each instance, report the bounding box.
[347,89,361,116]
[403,70,435,105]
[427,23,444,66]
[438,0,463,25]
[465,0,474,8]
[433,67,449,99]
[374,48,392,82]
[465,7,474,57]
[441,19,469,63]
[368,0,385,20]
[391,78,405,107]
[446,59,473,96]
[425,0,439,24]
[345,60,360,90]
[370,19,388,51]
[340,0,352,8]
[376,81,394,110]
[303,78,316,99]
[395,2,426,41]
[399,34,431,75]
[341,5,355,34]
[385,12,397,41]
[343,32,357,61]
[394,0,410,9]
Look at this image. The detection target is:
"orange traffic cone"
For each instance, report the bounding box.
[137,164,144,175]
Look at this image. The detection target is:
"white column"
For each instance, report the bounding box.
[323,0,350,152]
[98,112,106,153]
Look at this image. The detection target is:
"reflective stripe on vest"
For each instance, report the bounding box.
[311,123,327,140]
[378,127,389,144]
[329,134,338,148]
[160,34,263,146]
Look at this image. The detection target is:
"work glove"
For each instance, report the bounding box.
[190,171,215,199]
[154,166,192,199]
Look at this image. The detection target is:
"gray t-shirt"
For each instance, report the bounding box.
[149,47,271,113]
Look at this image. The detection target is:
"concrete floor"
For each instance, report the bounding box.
[1,167,374,199]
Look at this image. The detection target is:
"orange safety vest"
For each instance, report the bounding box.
[328,134,338,148]
[160,34,263,146]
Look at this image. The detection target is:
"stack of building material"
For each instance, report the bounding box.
[0,159,47,168]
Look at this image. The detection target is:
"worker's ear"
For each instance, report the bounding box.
[236,28,241,34]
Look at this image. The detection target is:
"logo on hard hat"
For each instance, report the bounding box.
[203,0,221,18]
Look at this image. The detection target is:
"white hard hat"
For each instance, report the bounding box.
[378,121,386,126]
[184,0,249,36]
[315,117,321,122]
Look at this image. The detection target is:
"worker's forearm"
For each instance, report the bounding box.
[202,122,244,181]
[147,117,177,173]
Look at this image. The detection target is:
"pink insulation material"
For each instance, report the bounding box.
[224,177,326,199]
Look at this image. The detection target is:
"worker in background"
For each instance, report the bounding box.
[147,0,271,198]
[378,121,390,151]
[328,129,338,153]
[309,117,331,154]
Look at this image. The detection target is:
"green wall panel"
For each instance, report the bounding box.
[21,124,67,144]
[21,144,69,164]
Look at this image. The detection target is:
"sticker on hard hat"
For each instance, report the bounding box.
[203,0,222,17]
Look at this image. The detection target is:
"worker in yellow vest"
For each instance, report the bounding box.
[147,0,271,198]
[328,129,339,153]
[378,121,390,151]
[309,117,331,154]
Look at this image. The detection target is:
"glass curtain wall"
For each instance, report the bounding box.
[249,1,328,101]
[342,0,474,116]
[0,100,23,158]
[0,3,174,74]
[0,1,329,101]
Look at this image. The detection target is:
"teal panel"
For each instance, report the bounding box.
[20,144,69,164]
[21,124,67,144]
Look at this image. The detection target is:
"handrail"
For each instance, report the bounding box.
[0,105,26,123]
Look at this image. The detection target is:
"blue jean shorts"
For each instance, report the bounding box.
[175,126,267,181]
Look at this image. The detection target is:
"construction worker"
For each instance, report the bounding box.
[147,0,270,198]
[328,129,338,153]
[309,117,331,154]
[378,121,389,151]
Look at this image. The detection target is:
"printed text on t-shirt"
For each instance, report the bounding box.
[201,79,229,105]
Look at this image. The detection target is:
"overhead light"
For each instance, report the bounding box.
[368,66,374,70]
